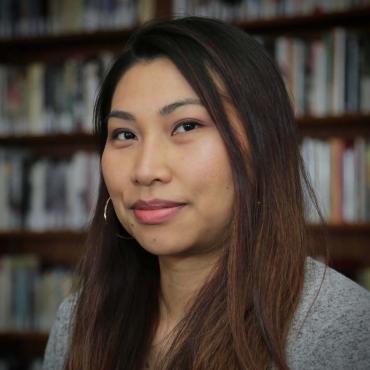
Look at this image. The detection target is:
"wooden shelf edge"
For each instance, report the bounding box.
[0,331,48,339]
[308,223,370,233]
[0,132,97,148]
[297,113,370,137]
[296,112,370,126]
[0,5,369,50]
[0,26,135,48]
[0,229,88,240]
[0,230,88,266]
[0,331,48,358]
[234,5,370,34]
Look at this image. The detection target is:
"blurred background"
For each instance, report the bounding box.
[0,0,370,368]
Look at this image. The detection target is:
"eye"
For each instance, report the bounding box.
[111,129,136,141]
[173,120,202,134]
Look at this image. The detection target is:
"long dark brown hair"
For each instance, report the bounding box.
[65,17,327,370]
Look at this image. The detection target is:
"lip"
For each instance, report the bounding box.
[131,199,186,210]
[132,199,186,225]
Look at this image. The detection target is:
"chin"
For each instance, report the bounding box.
[140,244,192,257]
[136,236,194,257]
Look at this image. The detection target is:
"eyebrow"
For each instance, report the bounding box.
[106,98,203,123]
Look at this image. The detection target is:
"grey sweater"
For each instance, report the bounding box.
[42,258,370,369]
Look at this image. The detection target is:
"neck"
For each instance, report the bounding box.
[157,251,220,331]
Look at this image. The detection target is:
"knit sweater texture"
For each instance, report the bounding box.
[42,257,370,369]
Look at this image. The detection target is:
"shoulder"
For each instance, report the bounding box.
[287,257,370,370]
[42,292,78,370]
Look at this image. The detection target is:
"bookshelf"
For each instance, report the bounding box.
[0,0,370,367]
[0,230,86,266]
[0,332,47,359]
[298,113,370,137]
[234,5,370,34]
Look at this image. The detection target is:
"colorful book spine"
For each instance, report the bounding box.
[0,53,114,135]
[0,0,148,37]
[273,28,369,117]
[172,0,369,22]
[301,137,370,224]
[0,254,73,332]
[0,150,100,231]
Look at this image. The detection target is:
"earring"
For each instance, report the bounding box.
[103,197,134,240]
[103,197,110,222]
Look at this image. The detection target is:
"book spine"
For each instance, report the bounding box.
[345,31,360,112]
[342,139,356,222]
[360,33,370,113]
[0,254,73,332]
[332,28,347,115]
[330,138,344,223]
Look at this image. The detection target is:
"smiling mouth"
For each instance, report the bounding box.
[133,205,186,224]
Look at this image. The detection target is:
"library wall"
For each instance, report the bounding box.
[0,0,370,369]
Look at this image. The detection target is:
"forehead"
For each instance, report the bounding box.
[111,57,198,109]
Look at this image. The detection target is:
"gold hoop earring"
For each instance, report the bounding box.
[103,197,134,240]
[103,197,110,222]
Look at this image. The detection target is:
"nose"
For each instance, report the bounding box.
[131,137,172,186]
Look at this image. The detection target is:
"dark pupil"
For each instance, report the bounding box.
[125,132,135,139]
[184,122,195,131]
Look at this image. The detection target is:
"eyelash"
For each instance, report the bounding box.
[110,120,203,141]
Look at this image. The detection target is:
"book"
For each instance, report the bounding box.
[345,30,360,112]
[360,34,370,113]
[342,139,356,222]
[27,63,45,135]
[332,28,346,115]
[330,138,345,224]
[309,39,328,116]
[0,254,73,332]
[0,150,100,231]
[301,137,369,223]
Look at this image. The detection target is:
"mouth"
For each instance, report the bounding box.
[132,204,186,224]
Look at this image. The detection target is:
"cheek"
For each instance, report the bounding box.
[187,139,234,205]
[101,157,118,202]
[186,144,234,248]
[101,152,110,189]
[101,150,127,193]
[101,151,134,230]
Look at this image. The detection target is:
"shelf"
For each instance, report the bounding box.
[0,229,87,240]
[297,113,370,138]
[1,6,369,63]
[0,27,134,49]
[235,5,370,35]
[309,223,370,267]
[0,230,87,266]
[310,222,370,232]
[0,132,98,156]
[0,331,48,358]
[0,27,134,64]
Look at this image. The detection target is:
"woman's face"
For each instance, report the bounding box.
[101,57,235,257]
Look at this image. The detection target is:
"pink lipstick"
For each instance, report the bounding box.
[131,199,186,225]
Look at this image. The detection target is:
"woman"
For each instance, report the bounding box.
[43,17,370,370]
